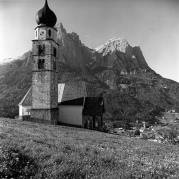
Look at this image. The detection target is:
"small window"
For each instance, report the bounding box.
[53,47,56,57]
[48,29,51,37]
[35,30,38,38]
[38,59,45,69]
[53,59,56,70]
[38,44,45,56]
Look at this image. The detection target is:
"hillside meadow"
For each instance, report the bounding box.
[0,118,179,179]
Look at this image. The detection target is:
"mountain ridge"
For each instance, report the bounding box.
[0,23,179,122]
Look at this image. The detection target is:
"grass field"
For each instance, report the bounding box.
[0,118,179,179]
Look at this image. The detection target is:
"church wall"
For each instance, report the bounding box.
[32,55,57,71]
[31,108,58,124]
[32,41,58,57]
[32,71,57,109]
[19,105,31,117]
[58,105,83,126]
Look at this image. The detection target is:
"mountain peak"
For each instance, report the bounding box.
[94,37,149,71]
[95,38,130,55]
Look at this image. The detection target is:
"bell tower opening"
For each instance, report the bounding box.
[48,29,51,37]
[38,59,45,69]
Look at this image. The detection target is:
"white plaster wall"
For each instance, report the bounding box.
[58,83,65,103]
[59,105,83,126]
[19,105,31,116]
[19,105,23,116]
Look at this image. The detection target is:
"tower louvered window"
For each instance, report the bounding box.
[38,44,45,56]
[48,29,51,37]
[53,59,56,70]
[53,47,56,57]
[38,59,45,69]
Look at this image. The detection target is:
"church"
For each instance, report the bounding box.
[18,0,104,130]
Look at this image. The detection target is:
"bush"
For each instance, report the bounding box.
[134,129,140,136]
[155,126,178,144]
[102,120,113,132]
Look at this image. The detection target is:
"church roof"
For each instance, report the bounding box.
[36,0,57,27]
[59,98,84,106]
[58,81,96,103]
[19,87,32,106]
[82,97,104,115]
[19,81,97,107]
[19,82,104,116]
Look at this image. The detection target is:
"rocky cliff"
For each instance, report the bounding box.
[0,24,179,122]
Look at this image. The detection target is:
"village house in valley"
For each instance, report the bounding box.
[18,0,104,130]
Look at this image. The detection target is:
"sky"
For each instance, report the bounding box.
[0,0,179,82]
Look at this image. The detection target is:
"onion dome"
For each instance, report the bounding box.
[36,0,57,27]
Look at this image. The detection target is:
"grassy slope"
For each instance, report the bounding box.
[0,118,179,178]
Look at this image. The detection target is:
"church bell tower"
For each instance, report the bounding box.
[31,0,58,124]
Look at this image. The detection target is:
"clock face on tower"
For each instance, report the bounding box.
[39,29,46,40]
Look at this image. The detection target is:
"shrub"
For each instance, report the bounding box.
[155,126,178,144]
[134,129,140,136]
[102,120,113,132]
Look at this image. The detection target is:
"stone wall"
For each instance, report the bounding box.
[31,108,58,124]
[32,71,57,109]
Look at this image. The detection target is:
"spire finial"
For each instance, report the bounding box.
[36,0,57,27]
[45,0,48,6]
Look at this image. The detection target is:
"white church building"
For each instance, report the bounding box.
[19,81,104,130]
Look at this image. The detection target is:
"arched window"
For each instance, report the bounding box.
[35,30,38,38]
[53,47,56,57]
[38,44,45,55]
[53,59,56,70]
[48,29,51,37]
[38,59,45,69]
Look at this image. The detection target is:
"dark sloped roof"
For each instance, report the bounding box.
[59,97,84,106]
[19,87,32,106]
[82,97,104,116]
